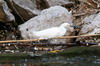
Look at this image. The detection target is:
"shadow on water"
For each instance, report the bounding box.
[0,46,100,66]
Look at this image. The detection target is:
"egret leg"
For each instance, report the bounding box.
[45,39,52,50]
[39,39,51,50]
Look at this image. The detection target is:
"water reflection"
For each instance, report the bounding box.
[0,55,100,66]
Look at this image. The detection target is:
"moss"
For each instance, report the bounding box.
[0,53,32,62]
[0,46,100,61]
[42,46,100,57]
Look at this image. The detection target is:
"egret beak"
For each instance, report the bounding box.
[70,25,76,27]
[70,25,81,29]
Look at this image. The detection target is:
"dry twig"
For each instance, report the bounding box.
[0,34,99,43]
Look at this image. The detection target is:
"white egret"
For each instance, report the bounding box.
[31,23,73,39]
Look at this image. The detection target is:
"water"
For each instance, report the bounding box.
[0,46,100,66]
[0,55,100,66]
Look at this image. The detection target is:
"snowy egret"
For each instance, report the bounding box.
[31,23,74,39]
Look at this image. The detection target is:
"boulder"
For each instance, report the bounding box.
[0,0,15,22]
[5,0,41,21]
[79,12,100,43]
[19,6,73,44]
[45,0,74,6]
[80,12,100,35]
[6,0,73,21]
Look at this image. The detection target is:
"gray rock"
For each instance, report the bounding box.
[80,12,100,35]
[79,12,100,43]
[0,0,15,22]
[19,6,74,44]
[45,0,74,6]
[6,0,41,21]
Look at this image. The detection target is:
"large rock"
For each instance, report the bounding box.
[80,12,100,35]
[6,0,41,21]
[19,6,73,44]
[0,0,15,22]
[79,12,100,43]
[6,0,73,21]
[45,0,73,6]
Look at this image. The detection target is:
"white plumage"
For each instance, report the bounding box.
[31,23,71,39]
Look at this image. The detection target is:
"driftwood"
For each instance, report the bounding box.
[0,34,99,44]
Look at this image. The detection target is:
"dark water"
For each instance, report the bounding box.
[0,55,100,66]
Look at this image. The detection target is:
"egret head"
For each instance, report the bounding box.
[60,23,71,28]
[60,23,81,30]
